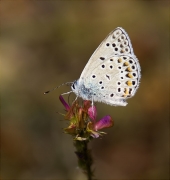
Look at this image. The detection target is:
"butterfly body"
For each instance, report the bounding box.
[71,27,141,106]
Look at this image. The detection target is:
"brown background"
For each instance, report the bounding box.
[1,1,169,180]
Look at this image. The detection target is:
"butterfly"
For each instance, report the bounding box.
[70,27,141,106]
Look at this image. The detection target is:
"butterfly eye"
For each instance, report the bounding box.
[72,83,75,89]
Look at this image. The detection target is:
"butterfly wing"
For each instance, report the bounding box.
[79,27,138,83]
[83,54,140,106]
[76,27,141,106]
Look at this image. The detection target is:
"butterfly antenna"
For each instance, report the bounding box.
[44,82,73,95]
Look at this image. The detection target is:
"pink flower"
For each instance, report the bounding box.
[94,115,114,131]
[87,108,114,138]
[59,95,114,140]
[59,95,70,111]
[88,106,97,121]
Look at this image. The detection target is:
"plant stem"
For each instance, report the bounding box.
[74,140,93,180]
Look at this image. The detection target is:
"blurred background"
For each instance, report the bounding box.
[1,1,169,180]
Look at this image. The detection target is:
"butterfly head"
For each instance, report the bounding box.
[71,80,79,95]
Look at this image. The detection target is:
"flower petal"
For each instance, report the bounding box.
[90,131,100,138]
[94,115,114,131]
[83,100,91,109]
[74,136,87,141]
[64,124,76,134]
[87,122,100,138]
[88,106,97,121]
[59,95,70,111]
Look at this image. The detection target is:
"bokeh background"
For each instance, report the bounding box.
[1,1,169,180]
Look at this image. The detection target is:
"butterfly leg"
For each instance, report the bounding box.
[61,91,73,96]
[69,95,79,106]
[91,96,95,116]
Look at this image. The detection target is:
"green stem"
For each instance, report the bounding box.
[74,140,93,180]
